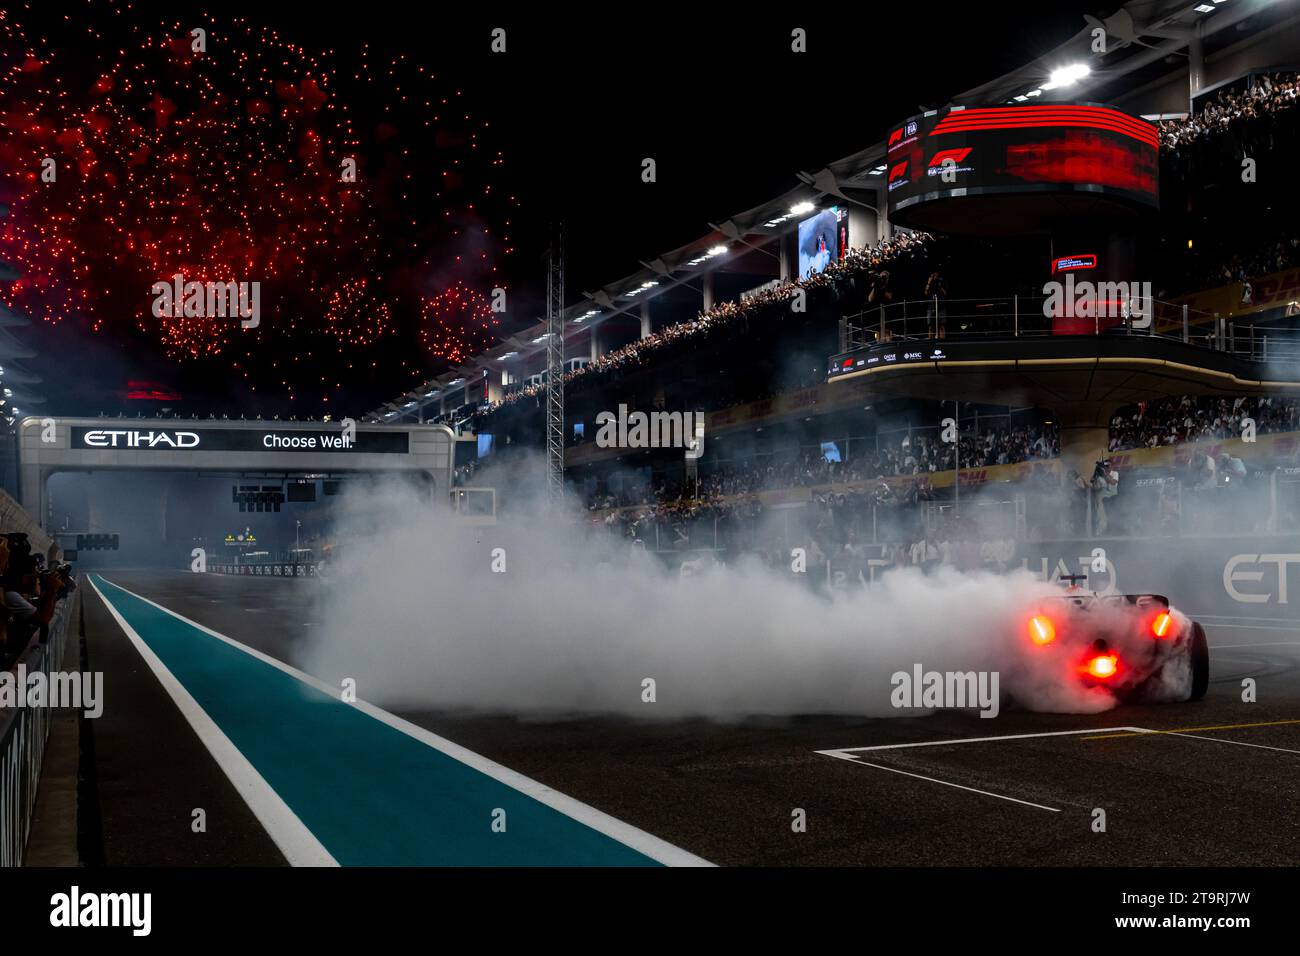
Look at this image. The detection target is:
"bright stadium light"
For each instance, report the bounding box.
[789,201,815,215]
[1049,63,1091,87]
[707,244,727,257]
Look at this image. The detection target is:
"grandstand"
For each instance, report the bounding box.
[363,0,1300,583]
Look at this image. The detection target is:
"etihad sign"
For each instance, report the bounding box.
[81,429,200,448]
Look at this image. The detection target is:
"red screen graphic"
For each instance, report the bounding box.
[886,103,1159,224]
[1002,131,1156,194]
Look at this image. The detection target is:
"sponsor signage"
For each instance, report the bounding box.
[1172,264,1300,320]
[822,536,1300,620]
[828,345,948,377]
[211,563,317,577]
[71,427,410,454]
[1052,254,1097,273]
[1020,538,1300,621]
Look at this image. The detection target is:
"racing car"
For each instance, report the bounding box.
[1022,575,1210,704]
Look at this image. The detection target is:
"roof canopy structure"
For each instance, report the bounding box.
[368,0,1300,425]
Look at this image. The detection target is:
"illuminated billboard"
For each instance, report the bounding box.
[885,104,1159,233]
[797,206,847,279]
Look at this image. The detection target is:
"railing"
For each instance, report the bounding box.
[840,295,1300,366]
[0,587,80,867]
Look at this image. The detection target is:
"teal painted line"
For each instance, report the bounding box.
[91,575,665,866]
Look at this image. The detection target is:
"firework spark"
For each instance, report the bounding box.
[0,1,516,409]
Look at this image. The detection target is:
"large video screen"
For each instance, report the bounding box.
[797,206,847,279]
[885,104,1159,225]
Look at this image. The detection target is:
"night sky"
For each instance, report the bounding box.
[1,1,1094,418]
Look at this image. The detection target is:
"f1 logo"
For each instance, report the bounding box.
[888,161,908,183]
[927,148,971,170]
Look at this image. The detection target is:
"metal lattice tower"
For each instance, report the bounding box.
[545,223,565,502]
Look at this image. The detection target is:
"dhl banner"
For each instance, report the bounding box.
[1169,265,1300,322]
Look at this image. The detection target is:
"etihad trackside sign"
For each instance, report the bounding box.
[70,427,410,454]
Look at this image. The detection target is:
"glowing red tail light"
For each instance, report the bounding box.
[1086,653,1119,679]
[1151,611,1172,639]
[1028,615,1057,646]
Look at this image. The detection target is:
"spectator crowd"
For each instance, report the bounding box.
[1108,394,1300,451]
[1158,72,1299,150]
[477,231,932,422]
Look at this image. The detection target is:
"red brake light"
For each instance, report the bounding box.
[1151,612,1172,639]
[1086,653,1119,679]
[1028,615,1056,646]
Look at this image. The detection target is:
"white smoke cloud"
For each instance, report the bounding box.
[301,465,1153,719]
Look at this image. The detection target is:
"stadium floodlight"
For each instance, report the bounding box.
[687,245,729,266]
[498,350,519,360]
[1025,88,1043,97]
[1048,63,1091,87]
[625,280,659,297]
[789,201,815,215]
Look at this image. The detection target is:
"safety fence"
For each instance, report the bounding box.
[0,587,80,867]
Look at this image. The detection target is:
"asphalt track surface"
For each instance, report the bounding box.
[78,569,1300,866]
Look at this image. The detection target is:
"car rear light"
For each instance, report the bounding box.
[1028,614,1056,645]
[1086,653,1119,679]
[1151,611,1173,639]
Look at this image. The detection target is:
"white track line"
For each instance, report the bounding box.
[87,576,338,866]
[815,728,1152,814]
[1157,731,1300,755]
[818,749,1061,812]
[1208,641,1300,648]
[93,575,713,867]
[816,726,1150,757]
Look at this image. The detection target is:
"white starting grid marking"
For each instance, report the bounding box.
[815,727,1152,813]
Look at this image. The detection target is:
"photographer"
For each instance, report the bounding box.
[3,550,64,657]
